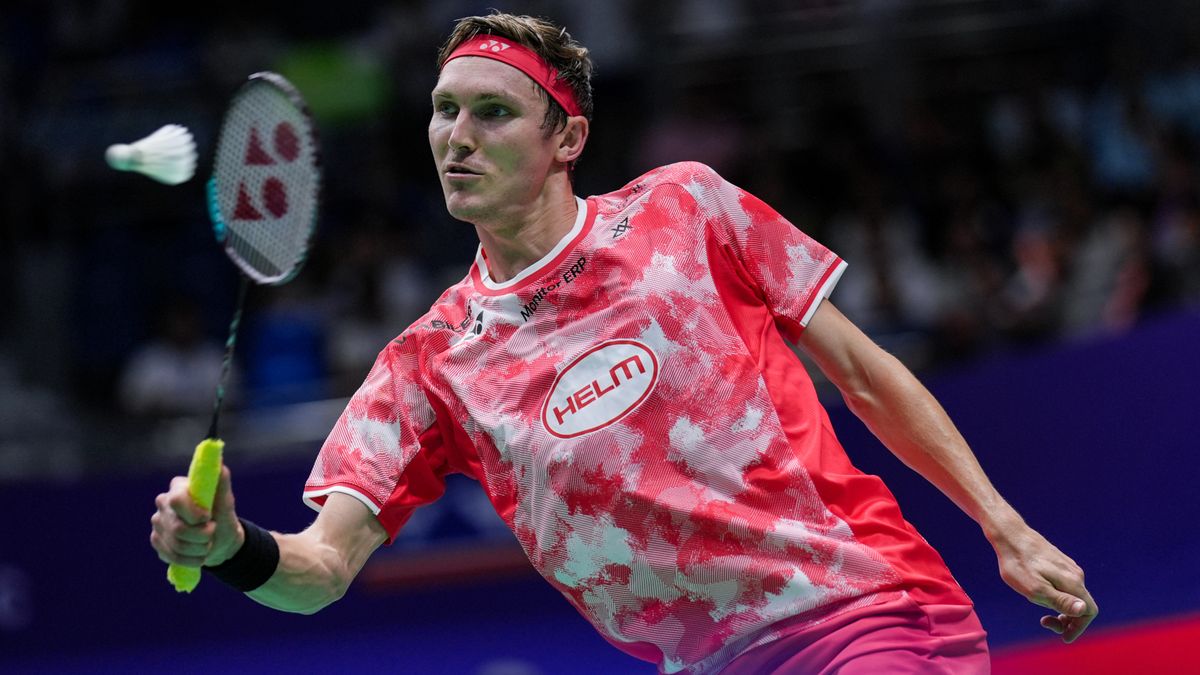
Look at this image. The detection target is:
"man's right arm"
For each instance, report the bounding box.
[151,467,387,614]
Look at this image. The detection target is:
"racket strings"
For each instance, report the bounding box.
[213,80,319,284]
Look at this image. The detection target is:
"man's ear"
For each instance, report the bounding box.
[556,116,589,164]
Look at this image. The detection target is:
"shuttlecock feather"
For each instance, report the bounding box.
[105,124,197,185]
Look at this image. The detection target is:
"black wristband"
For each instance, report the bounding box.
[205,517,280,592]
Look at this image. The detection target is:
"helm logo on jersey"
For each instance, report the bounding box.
[542,340,659,439]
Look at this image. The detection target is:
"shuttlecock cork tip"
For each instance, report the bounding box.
[105,143,137,171]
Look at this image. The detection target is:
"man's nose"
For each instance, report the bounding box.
[447,110,475,153]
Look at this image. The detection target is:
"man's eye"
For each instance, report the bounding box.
[484,105,510,117]
[435,102,457,115]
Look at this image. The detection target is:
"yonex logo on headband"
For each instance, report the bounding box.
[478,40,511,53]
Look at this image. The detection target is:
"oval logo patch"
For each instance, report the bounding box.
[541,340,659,439]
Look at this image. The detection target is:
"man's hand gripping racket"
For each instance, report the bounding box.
[167,72,321,592]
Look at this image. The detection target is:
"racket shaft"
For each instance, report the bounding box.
[167,437,225,592]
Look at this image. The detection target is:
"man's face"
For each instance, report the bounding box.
[429,57,562,223]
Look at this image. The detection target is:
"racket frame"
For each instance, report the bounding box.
[208,71,323,287]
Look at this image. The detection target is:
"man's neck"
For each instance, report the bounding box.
[474,180,579,283]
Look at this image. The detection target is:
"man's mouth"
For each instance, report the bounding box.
[445,163,483,176]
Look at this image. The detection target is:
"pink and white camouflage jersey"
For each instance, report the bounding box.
[304,162,971,673]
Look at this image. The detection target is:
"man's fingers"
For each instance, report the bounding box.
[1040,604,1098,643]
[153,521,214,550]
[151,487,217,564]
[1040,615,1066,634]
[170,554,208,568]
[1053,592,1087,617]
[1062,615,1095,644]
[1047,579,1098,643]
[149,530,208,567]
[166,477,210,525]
[1061,595,1098,643]
[153,492,216,539]
[175,540,210,557]
[1021,574,1097,642]
[175,521,217,544]
[1027,584,1079,613]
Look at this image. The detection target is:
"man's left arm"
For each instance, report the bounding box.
[796,300,1098,643]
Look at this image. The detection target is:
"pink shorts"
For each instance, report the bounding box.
[720,595,990,674]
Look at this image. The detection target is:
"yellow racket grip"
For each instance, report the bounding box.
[167,437,225,593]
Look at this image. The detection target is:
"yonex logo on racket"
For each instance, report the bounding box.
[233,122,302,221]
[478,39,511,53]
[541,340,658,439]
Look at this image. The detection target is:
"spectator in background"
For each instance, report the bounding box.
[998,223,1066,344]
[932,188,1008,361]
[1156,195,1200,303]
[1061,201,1142,335]
[240,280,328,407]
[1151,133,1200,305]
[825,163,944,365]
[118,296,224,417]
[1087,80,1161,195]
[1062,198,1173,336]
[325,215,432,396]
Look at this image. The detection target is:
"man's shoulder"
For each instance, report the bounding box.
[588,162,729,232]
[593,161,723,205]
[631,160,723,187]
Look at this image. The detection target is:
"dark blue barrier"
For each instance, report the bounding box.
[2,309,1197,671]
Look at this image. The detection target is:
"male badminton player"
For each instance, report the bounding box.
[151,12,1097,673]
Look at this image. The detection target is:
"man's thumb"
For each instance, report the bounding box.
[1055,593,1086,616]
[214,465,234,511]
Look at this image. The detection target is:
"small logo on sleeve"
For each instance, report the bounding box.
[541,340,659,439]
[610,216,632,238]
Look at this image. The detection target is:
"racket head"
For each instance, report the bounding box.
[209,71,321,285]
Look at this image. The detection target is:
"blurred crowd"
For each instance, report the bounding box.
[1,0,1199,476]
[773,69,1200,370]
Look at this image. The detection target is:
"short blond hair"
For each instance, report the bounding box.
[436,11,594,132]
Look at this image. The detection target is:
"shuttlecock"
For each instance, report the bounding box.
[105,124,197,185]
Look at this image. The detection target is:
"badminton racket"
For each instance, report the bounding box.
[168,71,322,592]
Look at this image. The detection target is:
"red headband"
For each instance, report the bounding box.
[443,35,583,118]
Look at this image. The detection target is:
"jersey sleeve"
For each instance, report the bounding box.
[302,335,447,543]
[686,162,846,340]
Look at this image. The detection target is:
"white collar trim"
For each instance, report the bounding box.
[476,196,588,290]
